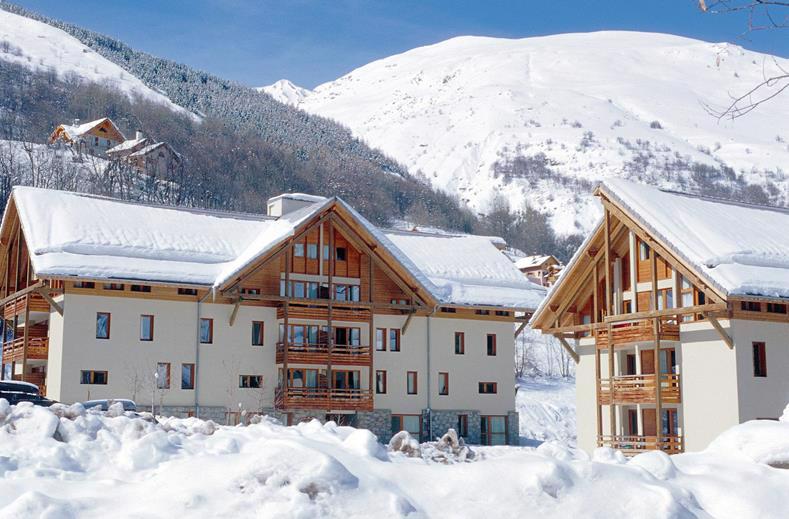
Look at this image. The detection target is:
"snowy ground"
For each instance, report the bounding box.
[517,377,576,447]
[0,401,787,518]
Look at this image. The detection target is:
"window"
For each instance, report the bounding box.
[307,282,319,299]
[486,334,497,356]
[441,307,457,313]
[178,288,198,296]
[454,332,465,354]
[240,375,263,389]
[140,315,154,341]
[199,318,213,344]
[392,415,421,437]
[438,372,449,395]
[74,281,95,289]
[336,247,347,261]
[457,414,469,438]
[293,281,306,298]
[349,285,360,302]
[407,371,418,395]
[240,287,261,296]
[741,301,762,312]
[307,243,318,259]
[96,312,111,339]
[639,242,651,261]
[475,309,490,316]
[131,284,151,293]
[376,328,386,351]
[103,283,124,291]
[389,329,401,352]
[334,284,347,301]
[252,321,265,346]
[753,342,767,377]
[495,310,510,317]
[294,243,305,257]
[376,370,387,394]
[323,244,330,261]
[156,363,170,389]
[481,416,507,445]
[181,364,195,390]
[479,382,497,394]
[80,370,108,385]
[767,302,787,314]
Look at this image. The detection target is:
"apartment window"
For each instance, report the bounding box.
[96,312,111,339]
[753,342,767,377]
[391,415,421,437]
[323,244,330,260]
[438,372,449,395]
[103,283,124,291]
[140,315,154,341]
[495,310,510,317]
[307,243,318,259]
[481,415,507,445]
[639,242,650,261]
[240,287,261,296]
[767,302,787,314]
[389,329,401,352]
[486,334,497,356]
[479,382,497,394]
[130,284,151,293]
[334,284,347,301]
[80,370,108,385]
[178,288,198,296]
[293,281,306,298]
[454,332,465,354]
[74,281,95,289]
[376,328,386,351]
[349,285,360,302]
[376,370,387,394]
[441,307,457,313]
[307,282,319,299]
[156,362,170,389]
[336,247,347,261]
[240,375,263,389]
[199,318,213,344]
[457,414,469,438]
[741,301,761,312]
[252,321,265,346]
[294,243,305,257]
[407,371,418,395]
[475,309,490,316]
[181,363,195,390]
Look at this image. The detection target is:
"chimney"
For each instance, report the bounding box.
[73,118,80,126]
[266,193,327,217]
[135,130,144,140]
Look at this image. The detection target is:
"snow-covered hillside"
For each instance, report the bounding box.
[295,32,789,235]
[0,401,787,518]
[0,9,189,116]
[258,79,312,106]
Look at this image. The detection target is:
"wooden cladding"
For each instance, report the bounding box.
[276,305,370,322]
[275,342,371,366]
[598,374,681,405]
[285,224,362,278]
[595,320,679,349]
[274,386,373,411]
[2,336,48,363]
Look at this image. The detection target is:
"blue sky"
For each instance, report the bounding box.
[14,0,789,88]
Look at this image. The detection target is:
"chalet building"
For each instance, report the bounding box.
[0,187,544,445]
[49,118,126,158]
[515,254,563,287]
[107,133,182,176]
[531,179,789,454]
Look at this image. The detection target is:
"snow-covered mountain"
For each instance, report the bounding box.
[0,9,190,117]
[257,79,312,106]
[294,32,789,235]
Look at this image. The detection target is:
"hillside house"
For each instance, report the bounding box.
[530,179,789,454]
[49,118,125,158]
[107,135,182,176]
[0,188,545,445]
[515,255,563,287]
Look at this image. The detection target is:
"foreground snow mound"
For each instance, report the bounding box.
[706,419,789,468]
[0,400,788,518]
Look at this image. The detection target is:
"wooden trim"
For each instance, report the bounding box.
[228,299,241,326]
[35,286,63,315]
[555,336,580,363]
[514,321,528,339]
[705,313,734,349]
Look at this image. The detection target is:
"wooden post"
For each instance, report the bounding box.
[595,341,602,442]
[604,210,612,317]
[593,258,599,323]
[368,254,374,401]
[607,322,615,441]
[604,210,615,442]
[21,294,29,383]
[651,250,661,449]
[283,249,290,404]
[327,219,334,400]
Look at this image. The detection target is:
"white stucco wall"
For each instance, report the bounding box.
[576,343,599,453]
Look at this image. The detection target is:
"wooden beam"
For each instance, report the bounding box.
[514,321,528,339]
[604,303,727,324]
[36,287,63,316]
[402,310,415,335]
[228,299,241,326]
[555,335,580,363]
[604,209,612,317]
[705,313,734,349]
[0,281,44,306]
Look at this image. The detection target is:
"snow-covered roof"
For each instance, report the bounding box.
[106,137,148,155]
[58,118,123,142]
[600,179,789,299]
[267,193,328,204]
[514,254,558,270]
[383,230,547,309]
[128,142,181,160]
[8,187,542,309]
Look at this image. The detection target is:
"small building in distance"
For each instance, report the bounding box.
[107,133,182,176]
[49,118,126,158]
[515,254,563,287]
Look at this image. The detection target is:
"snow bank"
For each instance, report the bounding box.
[1,400,788,518]
[706,419,789,467]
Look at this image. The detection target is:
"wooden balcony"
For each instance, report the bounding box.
[596,320,679,348]
[275,387,373,411]
[3,293,50,319]
[598,434,684,455]
[2,336,49,363]
[277,305,371,322]
[598,373,681,404]
[276,342,371,365]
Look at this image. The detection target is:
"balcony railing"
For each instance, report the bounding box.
[275,386,373,411]
[275,342,371,365]
[598,434,684,455]
[2,336,49,363]
[596,320,680,348]
[598,373,681,404]
[3,293,50,319]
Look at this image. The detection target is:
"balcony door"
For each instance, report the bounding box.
[333,370,360,390]
[640,350,655,375]
[642,408,657,437]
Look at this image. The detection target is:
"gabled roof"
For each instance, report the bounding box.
[5,187,544,309]
[55,118,125,142]
[106,137,148,156]
[128,142,181,161]
[514,254,559,271]
[598,178,789,299]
